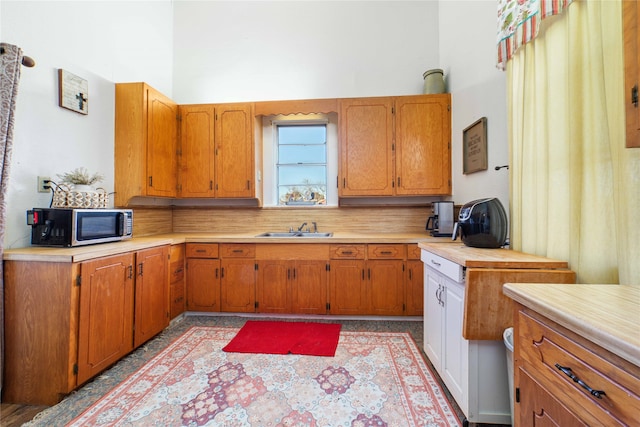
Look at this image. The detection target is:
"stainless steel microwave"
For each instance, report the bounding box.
[27,208,133,247]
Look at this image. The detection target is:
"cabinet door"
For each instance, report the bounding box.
[329,260,367,314]
[624,0,640,148]
[169,244,186,319]
[147,87,178,197]
[368,260,404,315]
[186,258,221,312]
[423,266,443,371]
[256,260,289,313]
[405,260,424,316]
[441,276,467,407]
[221,258,256,312]
[292,260,328,315]
[215,103,254,198]
[518,369,587,426]
[180,105,215,197]
[339,98,394,196]
[395,95,451,195]
[77,253,135,385]
[134,245,169,348]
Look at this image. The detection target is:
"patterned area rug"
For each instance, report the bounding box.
[67,326,460,426]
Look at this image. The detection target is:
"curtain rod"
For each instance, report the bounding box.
[0,46,35,67]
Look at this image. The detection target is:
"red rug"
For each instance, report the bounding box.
[222,320,341,357]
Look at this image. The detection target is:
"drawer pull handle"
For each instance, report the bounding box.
[554,364,606,399]
[196,249,206,253]
[232,249,243,253]
[380,251,392,254]
[342,250,353,255]
[430,259,441,267]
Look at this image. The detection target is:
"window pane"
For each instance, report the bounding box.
[278,165,325,185]
[278,125,326,145]
[279,144,326,164]
[278,185,327,205]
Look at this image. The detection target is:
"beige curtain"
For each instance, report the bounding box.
[507,0,639,285]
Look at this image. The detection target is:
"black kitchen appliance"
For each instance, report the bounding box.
[426,201,455,237]
[27,208,133,247]
[452,197,508,248]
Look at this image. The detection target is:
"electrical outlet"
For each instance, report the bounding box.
[37,176,51,193]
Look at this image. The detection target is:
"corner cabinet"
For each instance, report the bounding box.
[3,245,170,405]
[339,94,451,197]
[115,83,178,206]
[179,103,255,198]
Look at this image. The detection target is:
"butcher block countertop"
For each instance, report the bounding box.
[419,241,576,341]
[418,241,570,269]
[504,283,640,367]
[3,232,452,263]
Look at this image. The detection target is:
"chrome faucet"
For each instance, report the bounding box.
[297,222,308,232]
[312,222,318,233]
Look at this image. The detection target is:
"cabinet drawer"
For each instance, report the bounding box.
[186,243,219,258]
[407,244,421,260]
[420,250,463,282]
[330,244,365,259]
[367,244,406,259]
[220,243,255,258]
[519,310,640,426]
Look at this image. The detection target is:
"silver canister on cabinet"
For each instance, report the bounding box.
[423,69,445,94]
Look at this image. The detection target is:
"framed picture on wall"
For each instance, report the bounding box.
[463,117,487,174]
[58,69,88,115]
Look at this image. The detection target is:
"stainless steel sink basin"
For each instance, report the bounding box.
[256,232,333,238]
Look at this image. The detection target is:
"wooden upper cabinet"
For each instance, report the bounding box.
[180,105,216,197]
[624,0,640,148]
[115,83,178,206]
[178,103,254,198]
[339,97,395,196]
[338,94,451,197]
[395,95,451,195]
[215,103,255,198]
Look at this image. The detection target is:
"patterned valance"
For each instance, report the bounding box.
[497,0,573,70]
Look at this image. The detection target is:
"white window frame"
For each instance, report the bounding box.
[262,113,338,207]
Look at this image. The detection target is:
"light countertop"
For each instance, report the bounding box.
[4,232,454,262]
[503,283,640,367]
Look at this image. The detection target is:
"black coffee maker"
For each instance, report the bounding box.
[426,201,455,237]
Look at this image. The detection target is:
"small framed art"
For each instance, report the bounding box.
[463,117,487,174]
[58,69,88,115]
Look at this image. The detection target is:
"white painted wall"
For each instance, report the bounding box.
[172,1,441,103]
[1,0,173,248]
[1,0,506,248]
[439,1,509,213]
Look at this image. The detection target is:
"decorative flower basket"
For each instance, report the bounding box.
[52,183,110,209]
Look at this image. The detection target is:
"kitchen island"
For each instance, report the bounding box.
[503,283,640,426]
[418,242,575,425]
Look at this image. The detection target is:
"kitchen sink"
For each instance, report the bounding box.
[255,231,333,238]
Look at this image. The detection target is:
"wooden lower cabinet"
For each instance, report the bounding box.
[405,259,424,315]
[257,259,327,314]
[514,306,640,426]
[169,244,186,319]
[220,244,256,313]
[186,258,221,311]
[3,245,170,405]
[134,245,170,348]
[77,253,135,385]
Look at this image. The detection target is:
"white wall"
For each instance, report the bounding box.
[439,1,509,212]
[1,0,507,248]
[172,1,441,103]
[1,1,173,248]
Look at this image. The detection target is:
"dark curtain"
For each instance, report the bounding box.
[0,42,24,392]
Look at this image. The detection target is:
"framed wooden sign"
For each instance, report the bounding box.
[463,117,487,174]
[58,69,88,115]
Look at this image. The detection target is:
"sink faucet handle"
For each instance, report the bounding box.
[312,222,318,233]
[297,222,307,232]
